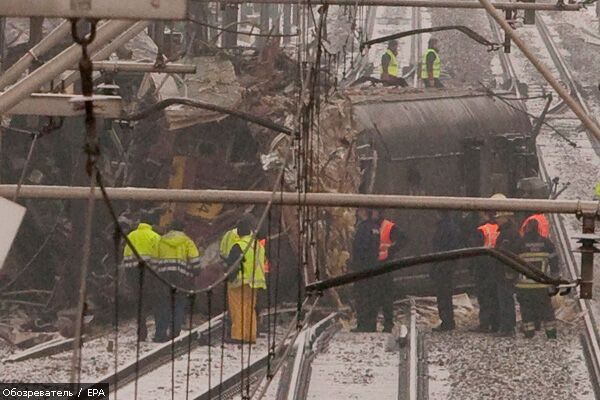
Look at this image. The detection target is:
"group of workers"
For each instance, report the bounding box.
[351,184,560,339]
[380,38,443,88]
[121,216,266,344]
[468,193,558,339]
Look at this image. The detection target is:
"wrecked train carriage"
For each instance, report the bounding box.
[348,87,535,295]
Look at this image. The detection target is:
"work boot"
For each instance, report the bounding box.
[546,329,557,340]
[524,330,535,339]
[153,336,169,343]
[433,323,455,332]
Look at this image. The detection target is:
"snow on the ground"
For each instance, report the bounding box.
[427,323,594,400]
[0,321,159,382]
[305,331,399,400]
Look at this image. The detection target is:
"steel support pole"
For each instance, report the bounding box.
[0,20,70,90]
[72,61,197,74]
[1,184,599,215]
[478,0,600,143]
[0,20,134,114]
[195,0,582,11]
[59,21,150,90]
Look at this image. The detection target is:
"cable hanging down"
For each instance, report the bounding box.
[360,25,501,52]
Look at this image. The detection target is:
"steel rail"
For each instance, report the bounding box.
[102,313,224,394]
[487,10,600,392]
[535,15,600,156]
[1,184,600,215]
[194,0,583,11]
[538,155,600,398]
[192,312,337,400]
[284,313,340,400]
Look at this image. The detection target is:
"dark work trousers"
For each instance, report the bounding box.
[354,277,394,332]
[125,269,155,341]
[154,286,188,340]
[516,287,556,333]
[496,277,516,334]
[475,268,499,331]
[430,263,455,328]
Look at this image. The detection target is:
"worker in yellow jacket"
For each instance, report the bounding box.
[154,220,201,342]
[122,221,161,341]
[223,217,266,344]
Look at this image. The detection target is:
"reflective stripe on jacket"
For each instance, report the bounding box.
[232,235,267,289]
[478,223,500,248]
[420,48,441,79]
[122,223,160,268]
[156,231,201,277]
[516,251,552,288]
[380,49,399,77]
[519,214,550,238]
[378,219,395,261]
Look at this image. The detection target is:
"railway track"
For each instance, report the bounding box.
[485,10,600,397]
[269,305,424,400]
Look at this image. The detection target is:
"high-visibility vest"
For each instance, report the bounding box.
[595,181,600,198]
[516,251,551,289]
[259,238,271,273]
[478,223,500,248]
[420,48,441,79]
[156,231,202,277]
[378,219,396,261]
[380,49,399,77]
[232,235,267,289]
[519,214,550,238]
[122,223,161,268]
[220,228,239,259]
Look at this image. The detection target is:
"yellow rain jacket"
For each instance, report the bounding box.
[156,231,202,281]
[122,223,160,268]
[231,235,266,290]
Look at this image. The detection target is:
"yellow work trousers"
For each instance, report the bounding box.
[227,284,258,343]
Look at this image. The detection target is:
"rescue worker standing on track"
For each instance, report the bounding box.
[380,40,408,87]
[122,218,161,341]
[421,38,443,88]
[224,217,267,344]
[154,220,201,342]
[430,211,463,332]
[472,211,500,333]
[516,220,559,339]
[351,209,400,333]
[493,196,524,337]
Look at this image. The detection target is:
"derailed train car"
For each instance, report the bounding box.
[349,88,535,294]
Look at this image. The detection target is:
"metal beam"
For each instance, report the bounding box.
[0,0,188,20]
[478,0,600,143]
[5,93,122,118]
[194,0,583,11]
[59,21,151,90]
[88,61,197,74]
[0,21,71,90]
[0,20,134,115]
[0,185,599,215]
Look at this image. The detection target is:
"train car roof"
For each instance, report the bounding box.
[343,87,533,158]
